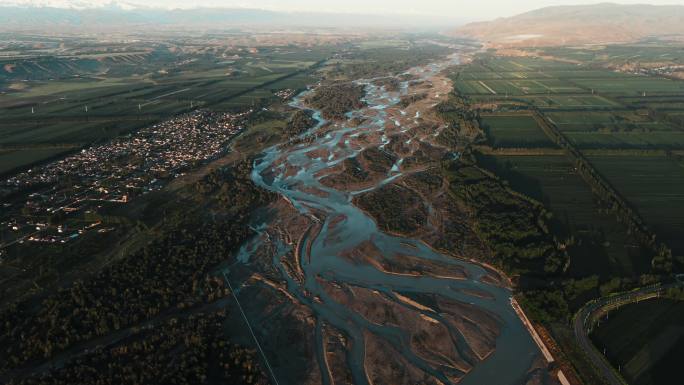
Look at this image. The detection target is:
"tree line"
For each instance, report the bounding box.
[10,311,266,385]
[305,82,366,121]
[0,159,277,377]
[532,111,674,273]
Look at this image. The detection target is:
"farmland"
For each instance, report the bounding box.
[451,47,684,385]
[566,132,684,149]
[573,77,684,95]
[454,51,684,256]
[546,111,675,132]
[0,35,332,175]
[590,298,684,385]
[588,154,684,253]
[457,78,584,95]
[0,147,74,174]
[481,115,556,148]
[540,44,684,80]
[525,94,621,109]
[476,154,648,277]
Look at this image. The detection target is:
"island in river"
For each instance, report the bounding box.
[226,47,565,385]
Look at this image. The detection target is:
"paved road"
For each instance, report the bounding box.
[574,283,681,385]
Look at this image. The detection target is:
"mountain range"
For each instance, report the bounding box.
[454,3,684,47]
[0,3,464,31]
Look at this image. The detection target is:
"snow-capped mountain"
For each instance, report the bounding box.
[1,0,141,10]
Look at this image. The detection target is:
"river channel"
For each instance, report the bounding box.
[240,50,542,385]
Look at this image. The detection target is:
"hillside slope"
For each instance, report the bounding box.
[454,3,684,47]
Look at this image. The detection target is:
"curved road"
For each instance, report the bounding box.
[574,282,682,385]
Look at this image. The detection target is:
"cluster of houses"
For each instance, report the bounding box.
[1,109,251,247]
[647,64,684,80]
[615,62,684,80]
[275,88,296,100]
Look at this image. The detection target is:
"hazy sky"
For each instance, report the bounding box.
[7,1,684,19]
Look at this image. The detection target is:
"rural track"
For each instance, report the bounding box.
[573,281,683,385]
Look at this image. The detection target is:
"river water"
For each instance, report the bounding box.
[242,51,541,385]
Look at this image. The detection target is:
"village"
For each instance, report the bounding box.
[0,109,251,248]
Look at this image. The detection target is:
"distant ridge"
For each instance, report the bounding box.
[0,5,465,31]
[454,3,684,47]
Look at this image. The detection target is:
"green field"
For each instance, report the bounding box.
[477,154,649,277]
[455,80,497,95]
[481,115,556,148]
[459,54,684,255]
[0,120,155,146]
[567,132,684,149]
[456,48,684,385]
[590,298,684,385]
[574,77,684,95]
[0,147,75,174]
[547,111,675,132]
[588,155,684,252]
[528,94,621,108]
[482,56,578,72]
[456,78,584,95]
[542,70,632,79]
[611,96,684,116]
[0,47,328,175]
[541,45,684,69]
[457,71,505,80]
